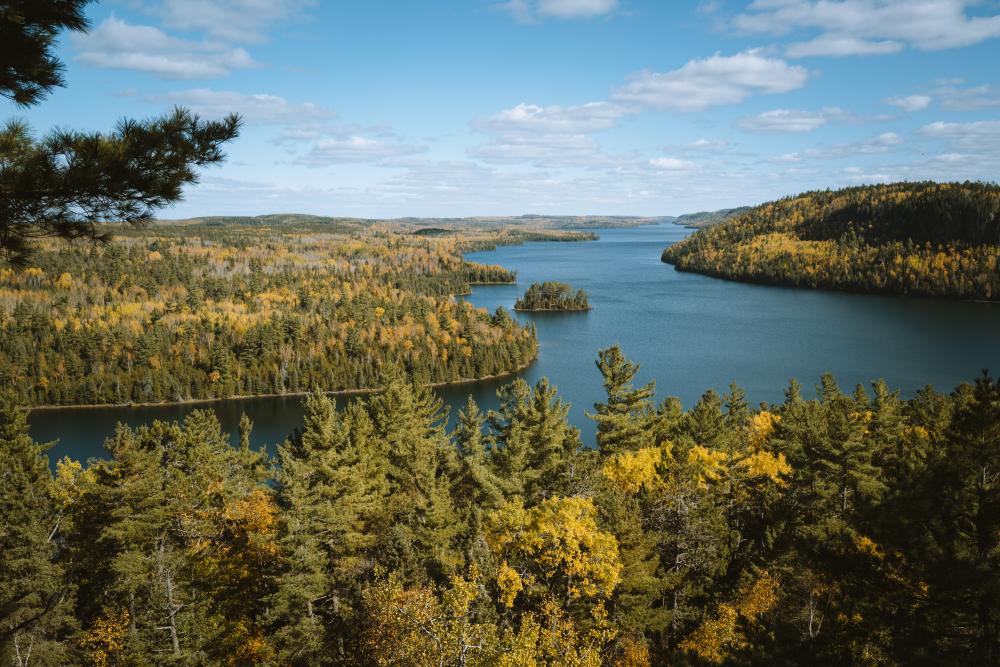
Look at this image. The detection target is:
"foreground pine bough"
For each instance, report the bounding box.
[2,346,998,665]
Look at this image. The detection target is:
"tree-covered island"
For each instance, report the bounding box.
[514,281,591,311]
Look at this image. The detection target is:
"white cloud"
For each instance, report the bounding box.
[473,100,627,168]
[739,108,845,133]
[834,131,904,155]
[920,120,1000,151]
[149,89,332,124]
[613,50,808,112]
[884,94,932,112]
[688,138,730,151]
[474,50,807,173]
[786,34,903,57]
[295,134,426,166]
[156,0,315,42]
[74,16,257,79]
[735,0,1000,54]
[933,83,1000,110]
[469,132,609,168]
[500,0,618,21]
[649,157,695,170]
[766,132,905,164]
[482,101,625,133]
[869,131,904,146]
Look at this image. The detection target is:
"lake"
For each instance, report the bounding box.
[30,222,1000,462]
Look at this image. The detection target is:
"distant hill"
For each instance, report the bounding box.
[161,214,372,234]
[662,181,1000,300]
[163,213,669,232]
[672,207,751,229]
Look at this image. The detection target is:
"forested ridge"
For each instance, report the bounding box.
[515,282,591,311]
[2,348,998,665]
[662,182,1000,299]
[0,223,549,406]
[672,208,751,230]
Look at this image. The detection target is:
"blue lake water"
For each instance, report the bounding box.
[30,222,1000,462]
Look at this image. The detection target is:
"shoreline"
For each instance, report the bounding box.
[662,257,1000,304]
[27,356,538,413]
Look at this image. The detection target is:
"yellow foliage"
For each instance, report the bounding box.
[680,571,781,664]
[613,637,652,667]
[853,534,885,560]
[498,561,524,608]
[738,450,792,486]
[748,410,780,449]
[53,457,92,508]
[487,497,622,602]
[687,445,728,488]
[223,619,275,667]
[224,488,278,535]
[80,607,129,667]
[54,272,74,289]
[499,600,614,667]
[602,446,669,495]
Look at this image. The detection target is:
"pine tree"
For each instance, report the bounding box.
[68,411,272,663]
[1,0,241,266]
[489,378,581,503]
[452,396,504,512]
[912,374,1000,661]
[368,371,463,583]
[588,345,656,455]
[271,392,387,663]
[0,398,75,665]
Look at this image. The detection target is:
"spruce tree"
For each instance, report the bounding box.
[0,398,75,665]
[368,371,462,583]
[271,392,387,663]
[489,378,581,503]
[588,345,656,455]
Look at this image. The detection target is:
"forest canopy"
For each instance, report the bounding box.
[662,181,1000,299]
[0,222,544,406]
[1,348,998,664]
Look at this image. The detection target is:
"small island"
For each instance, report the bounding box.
[514,281,591,311]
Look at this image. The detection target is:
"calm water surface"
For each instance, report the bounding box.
[31,223,1000,462]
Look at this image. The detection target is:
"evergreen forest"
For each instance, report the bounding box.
[2,347,998,665]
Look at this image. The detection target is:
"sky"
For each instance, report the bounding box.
[10,0,1000,218]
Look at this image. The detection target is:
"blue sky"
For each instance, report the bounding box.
[10,0,1000,218]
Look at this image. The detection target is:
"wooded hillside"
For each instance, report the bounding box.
[662,182,1000,299]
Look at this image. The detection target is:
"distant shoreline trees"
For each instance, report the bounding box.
[515,281,591,311]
